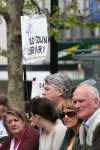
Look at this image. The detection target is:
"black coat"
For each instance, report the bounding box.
[59,128,80,150]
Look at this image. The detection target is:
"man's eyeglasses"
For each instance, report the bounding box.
[59,111,76,118]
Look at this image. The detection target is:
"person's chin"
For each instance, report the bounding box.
[77,110,84,116]
[11,130,20,135]
[67,125,73,128]
[64,122,73,128]
[77,113,85,120]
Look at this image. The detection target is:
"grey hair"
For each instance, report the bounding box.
[91,86,100,102]
[44,73,72,98]
[78,84,100,102]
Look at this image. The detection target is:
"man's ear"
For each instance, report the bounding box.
[94,98,99,108]
[58,90,63,96]
[58,88,63,96]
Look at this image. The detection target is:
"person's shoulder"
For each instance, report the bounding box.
[92,109,100,129]
[54,119,67,134]
[25,127,39,136]
[22,128,39,144]
[19,128,39,150]
[56,119,67,129]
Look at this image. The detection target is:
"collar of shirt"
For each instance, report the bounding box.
[84,107,100,129]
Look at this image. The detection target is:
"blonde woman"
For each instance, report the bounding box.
[59,97,82,150]
[1,107,39,150]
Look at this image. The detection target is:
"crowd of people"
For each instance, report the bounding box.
[0,72,100,150]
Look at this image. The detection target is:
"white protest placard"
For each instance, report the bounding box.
[31,77,43,98]
[21,14,48,63]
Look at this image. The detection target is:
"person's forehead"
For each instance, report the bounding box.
[44,82,58,90]
[6,114,17,121]
[6,114,22,122]
[73,85,90,95]
[73,90,91,100]
[72,95,89,101]
[72,92,95,103]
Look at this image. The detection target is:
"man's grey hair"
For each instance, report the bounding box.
[78,83,100,102]
[44,73,72,98]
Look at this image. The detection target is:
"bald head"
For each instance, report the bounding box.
[72,84,100,121]
[73,84,100,101]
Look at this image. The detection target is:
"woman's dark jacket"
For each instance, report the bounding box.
[59,128,80,150]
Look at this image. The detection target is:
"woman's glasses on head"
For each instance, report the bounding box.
[59,111,76,118]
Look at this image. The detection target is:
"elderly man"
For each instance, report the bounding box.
[41,73,72,109]
[72,84,100,150]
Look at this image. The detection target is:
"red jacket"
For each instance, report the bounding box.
[1,127,39,150]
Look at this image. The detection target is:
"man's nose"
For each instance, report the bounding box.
[74,102,80,108]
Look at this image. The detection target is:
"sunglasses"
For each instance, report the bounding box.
[59,111,76,118]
